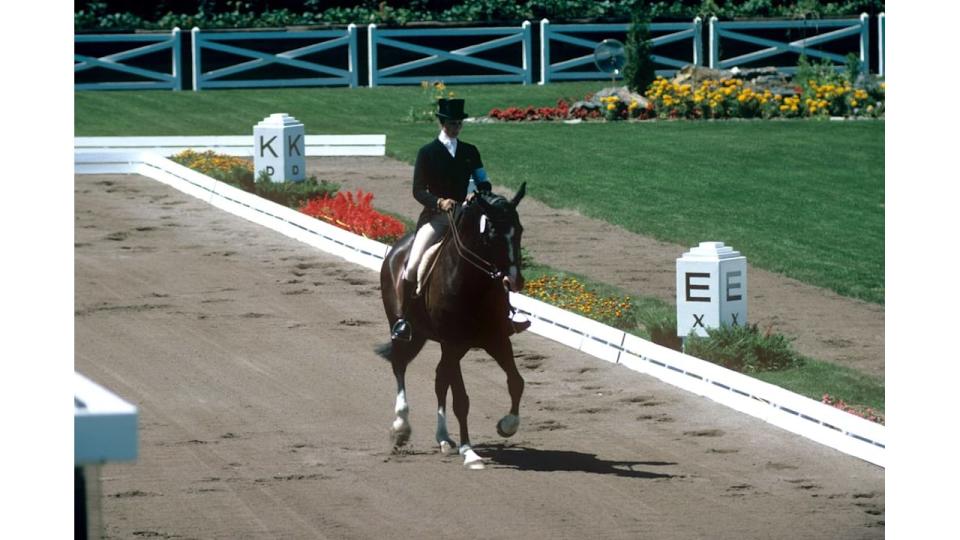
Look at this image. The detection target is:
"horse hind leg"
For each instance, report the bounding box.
[435,364,458,455]
[387,336,426,449]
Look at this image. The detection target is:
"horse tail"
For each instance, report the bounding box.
[375,335,427,364]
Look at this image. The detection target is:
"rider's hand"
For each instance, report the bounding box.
[438,198,456,212]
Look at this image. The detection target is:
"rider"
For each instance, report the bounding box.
[391,98,530,341]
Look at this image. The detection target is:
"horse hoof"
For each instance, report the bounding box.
[391,420,411,448]
[439,439,458,455]
[496,414,520,438]
[460,445,486,470]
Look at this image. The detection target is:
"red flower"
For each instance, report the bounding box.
[300,189,405,243]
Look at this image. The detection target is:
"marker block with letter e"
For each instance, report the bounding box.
[676,241,747,338]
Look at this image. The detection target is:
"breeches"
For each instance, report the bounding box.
[404,213,449,282]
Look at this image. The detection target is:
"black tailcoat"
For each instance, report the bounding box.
[412,138,491,229]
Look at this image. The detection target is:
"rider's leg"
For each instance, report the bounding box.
[392,216,445,341]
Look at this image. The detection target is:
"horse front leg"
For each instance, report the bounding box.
[435,360,458,456]
[438,343,484,469]
[391,357,412,448]
[485,338,525,438]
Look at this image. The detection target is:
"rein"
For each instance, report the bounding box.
[445,209,502,280]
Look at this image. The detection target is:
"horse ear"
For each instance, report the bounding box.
[511,182,526,207]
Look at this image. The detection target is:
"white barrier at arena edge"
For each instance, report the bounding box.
[74,149,886,468]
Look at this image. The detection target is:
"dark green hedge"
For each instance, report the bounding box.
[76,0,886,31]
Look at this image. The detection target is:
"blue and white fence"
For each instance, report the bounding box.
[74,143,886,468]
[191,26,360,90]
[75,13,883,91]
[539,18,702,83]
[709,15,870,74]
[75,28,183,91]
[368,23,533,87]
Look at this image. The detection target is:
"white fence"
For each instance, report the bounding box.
[709,15,870,74]
[539,19,702,83]
[74,135,385,157]
[191,26,360,90]
[74,13,883,90]
[74,142,886,468]
[75,28,183,91]
[368,23,534,86]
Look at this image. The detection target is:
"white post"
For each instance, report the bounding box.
[878,12,885,77]
[171,27,181,91]
[676,242,748,341]
[692,17,702,66]
[859,13,870,75]
[708,16,718,69]
[348,23,359,88]
[368,24,378,88]
[522,20,533,85]
[191,27,200,91]
[539,18,550,85]
[253,114,306,183]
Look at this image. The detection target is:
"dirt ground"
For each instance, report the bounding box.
[75,170,884,539]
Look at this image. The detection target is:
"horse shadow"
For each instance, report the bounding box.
[475,443,679,479]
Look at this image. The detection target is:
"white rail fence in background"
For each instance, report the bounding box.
[191,26,360,90]
[75,13,883,90]
[539,19,702,83]
[709,15,869,73]
[74,135,385,157]
[74,143,886,468]
[368,23,534,86]
[75,28,183,91]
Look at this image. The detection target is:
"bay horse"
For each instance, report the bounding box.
[377,184,527,469]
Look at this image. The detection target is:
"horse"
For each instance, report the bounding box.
[376,184,527,469]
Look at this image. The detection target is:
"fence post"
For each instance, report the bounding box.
[708,16,718,69]
[878,12,885,77]
[367,24,377,88]
[859,13,870,74]
[522,20,533,85]
[692,17,702,66]
[171,27,182,91]
[191,27,200,91]
[347,23,359,88]
[539,18,550,85]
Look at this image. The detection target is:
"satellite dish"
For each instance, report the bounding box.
[594,39,626,77]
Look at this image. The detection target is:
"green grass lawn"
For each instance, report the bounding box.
[75,82,884,305]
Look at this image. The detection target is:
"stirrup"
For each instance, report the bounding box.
[391,318,413,342]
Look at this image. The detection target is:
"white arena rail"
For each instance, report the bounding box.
[74,148,885,468]
[74,135,386,157]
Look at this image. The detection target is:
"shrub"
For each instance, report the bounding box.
[684,323,805,373]
[253,170,340,209]
[622,4,656,96]
[300,190,407,244]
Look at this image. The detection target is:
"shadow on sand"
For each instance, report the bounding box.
[476,443,679,479]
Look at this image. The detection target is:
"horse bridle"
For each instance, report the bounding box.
[445,209,505,281]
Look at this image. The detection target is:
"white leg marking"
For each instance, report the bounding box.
[391,390,411,446]
[460,444,486,470]
[436,408,457,455]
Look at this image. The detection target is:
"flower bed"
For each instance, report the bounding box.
[822,394,885,425]
[523,275,634,328]
[300,190,406,244]
[172,150,404,244]
[487,76,884,122]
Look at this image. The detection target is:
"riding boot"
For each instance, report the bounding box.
[391,278,418,342]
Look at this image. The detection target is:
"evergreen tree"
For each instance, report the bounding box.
[623,4,656,95]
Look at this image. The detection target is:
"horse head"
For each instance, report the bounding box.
[471,182,526,293]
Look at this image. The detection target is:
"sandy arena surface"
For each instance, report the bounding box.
[75,165,883,539]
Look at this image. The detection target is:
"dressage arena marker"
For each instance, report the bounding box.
[75,143,885,468]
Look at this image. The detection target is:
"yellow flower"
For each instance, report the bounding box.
[606,103,616,111]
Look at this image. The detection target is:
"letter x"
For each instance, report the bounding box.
[693,314,705,328]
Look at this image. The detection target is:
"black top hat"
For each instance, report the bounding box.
[436,98,469,121]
